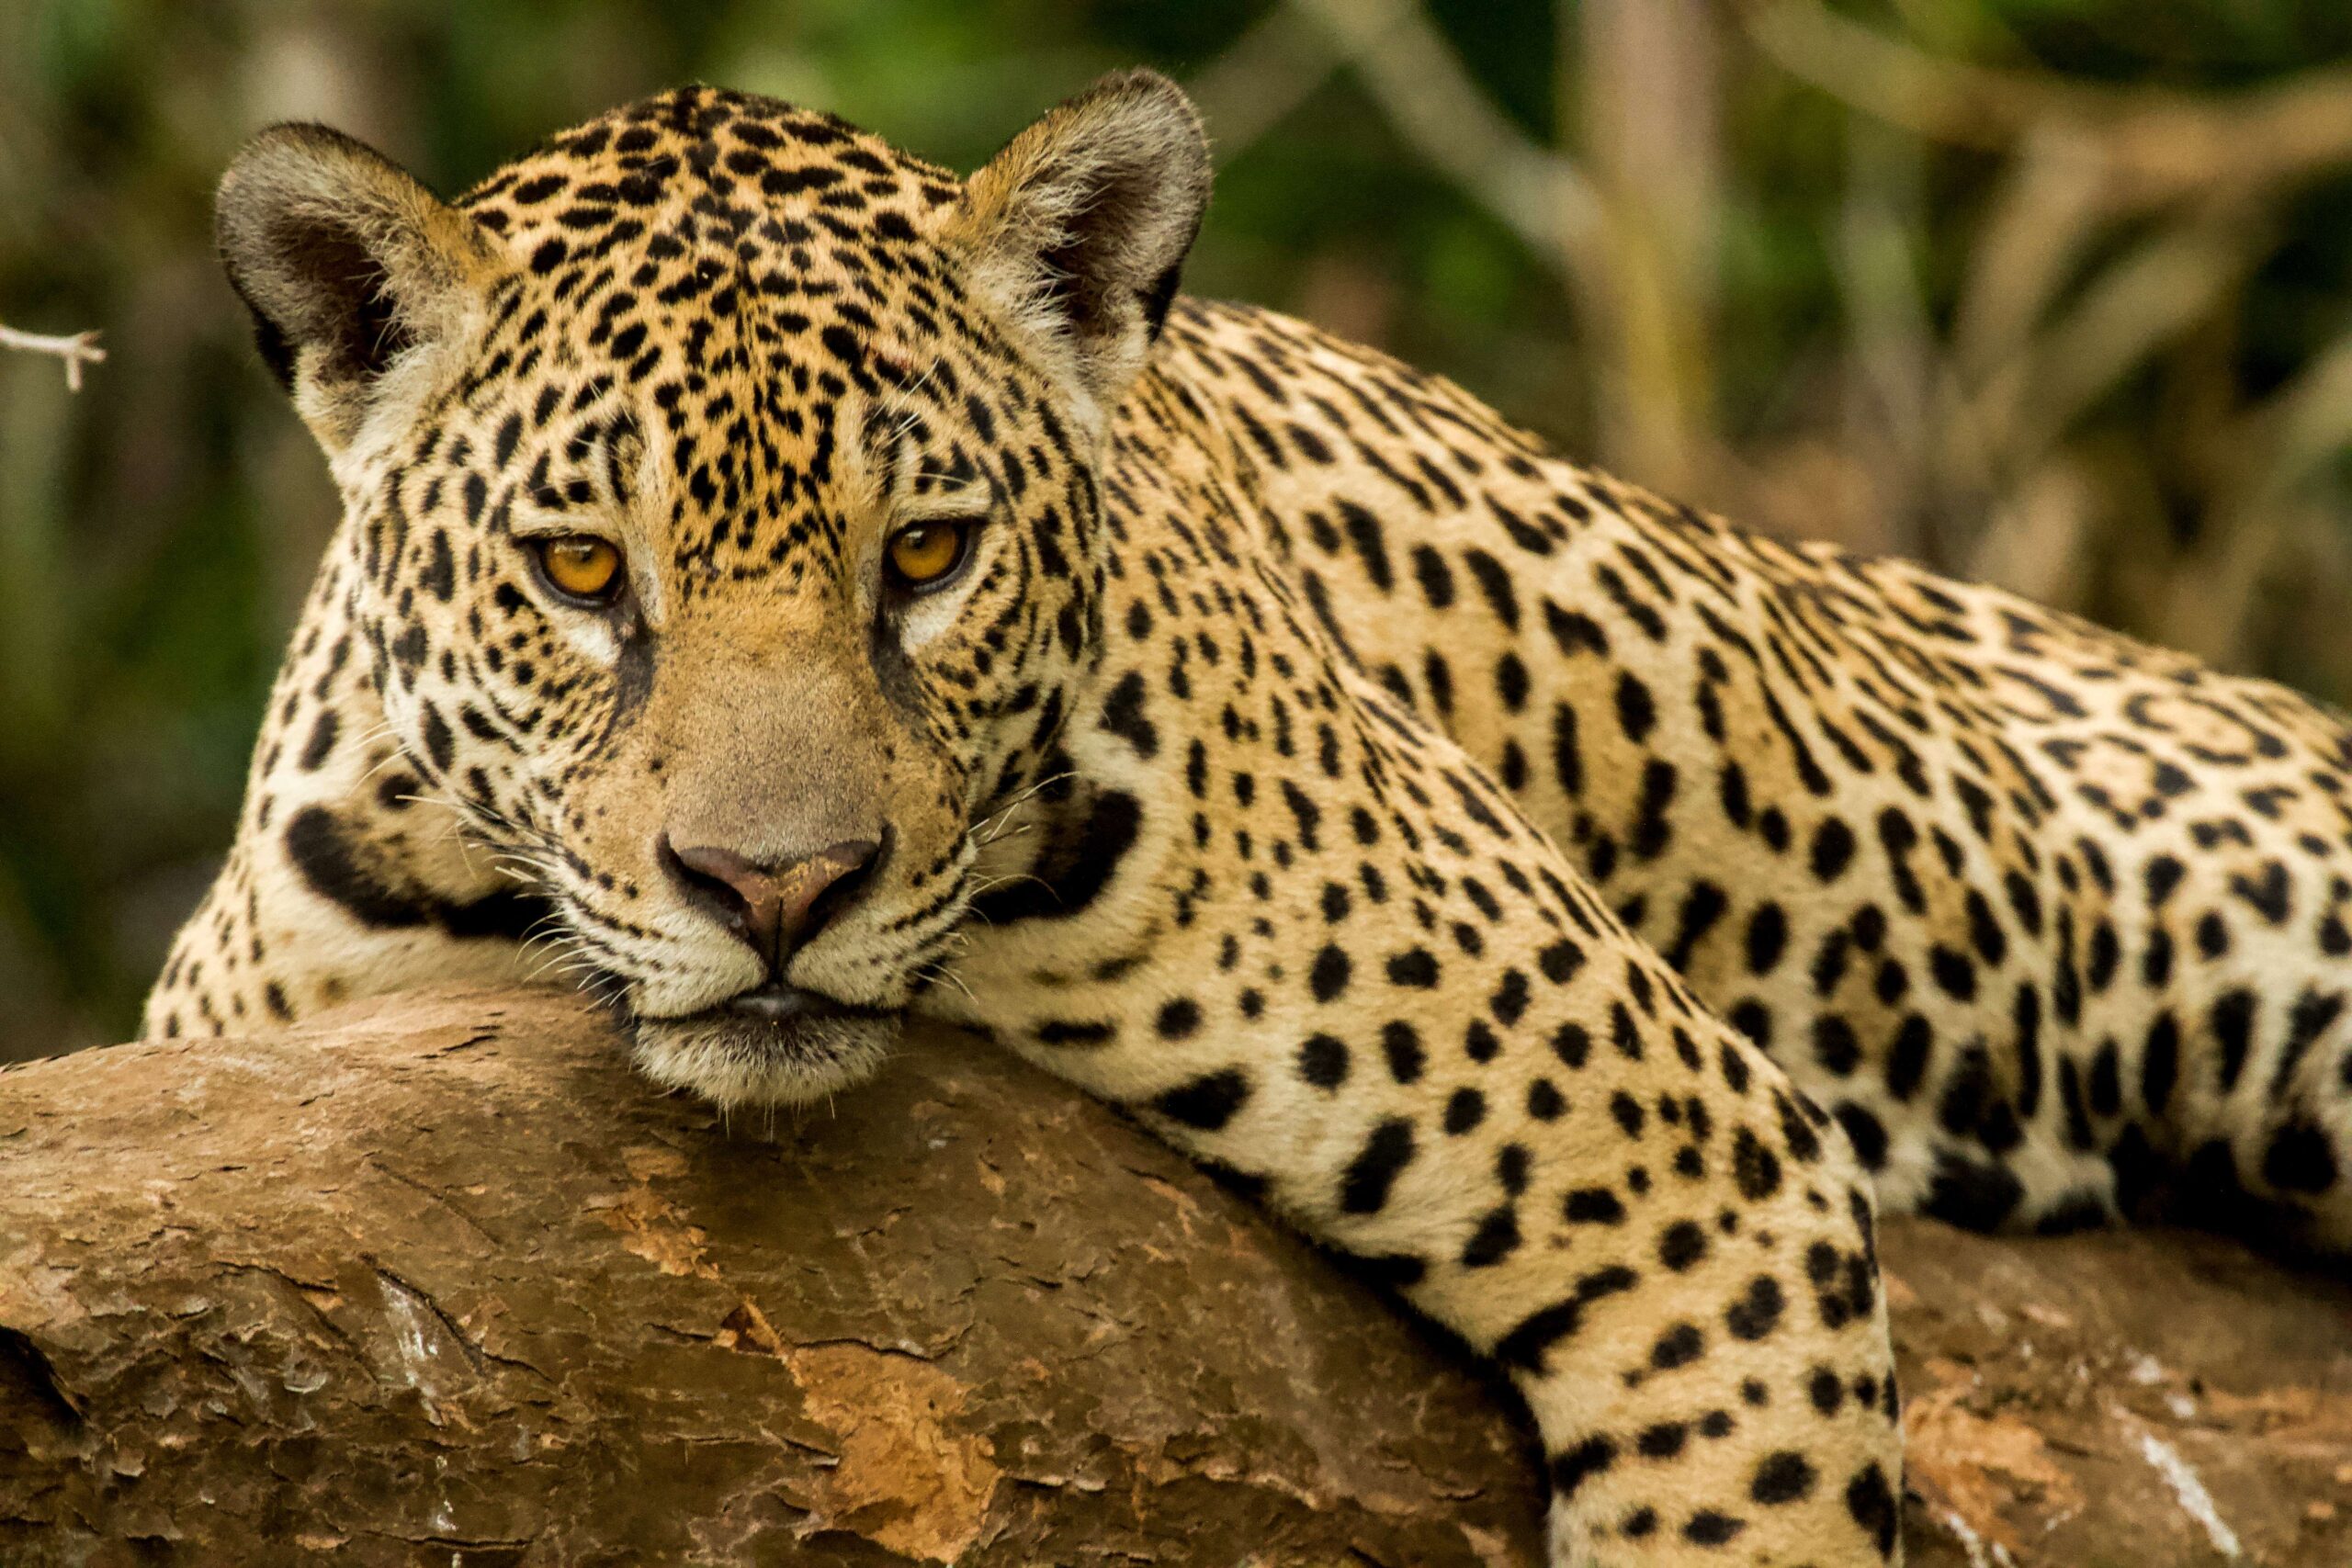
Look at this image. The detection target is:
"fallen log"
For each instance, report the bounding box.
[1,988,2347,1565]
[0,988,1544,1566]
[1883,1205,2352,1565]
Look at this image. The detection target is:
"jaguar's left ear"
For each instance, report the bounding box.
[947,70,1211,434]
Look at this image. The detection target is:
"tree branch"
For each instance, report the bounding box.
[0,322,105,392]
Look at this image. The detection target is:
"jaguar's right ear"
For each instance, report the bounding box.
[216,124,497,457]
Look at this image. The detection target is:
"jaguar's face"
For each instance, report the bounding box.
[217,76,1208,1105]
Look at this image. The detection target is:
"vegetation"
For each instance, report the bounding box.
[7,0,2352,1057]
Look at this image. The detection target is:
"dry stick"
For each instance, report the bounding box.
[0,321,106,391]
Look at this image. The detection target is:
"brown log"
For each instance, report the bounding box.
[0,988,1544,1567]
[1883,1217,2352,1566]
[3,987,2349,1566]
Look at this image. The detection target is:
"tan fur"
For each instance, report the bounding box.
[195,73,2352,1562]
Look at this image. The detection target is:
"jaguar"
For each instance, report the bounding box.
[149,67,2352,1562]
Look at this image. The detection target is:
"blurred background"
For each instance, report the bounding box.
[6,0,2352,1060]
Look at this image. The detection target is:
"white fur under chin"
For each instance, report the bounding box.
[631,1011,899,1110]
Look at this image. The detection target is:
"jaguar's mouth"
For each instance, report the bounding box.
[718,980,896,1026]
[629,981,901,1109]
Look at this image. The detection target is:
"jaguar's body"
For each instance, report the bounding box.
[1217,336,2352,1255]
[144,72,2352,1564]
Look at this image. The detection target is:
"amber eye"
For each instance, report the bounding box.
[532,536,624,604]
[885,520,971,591]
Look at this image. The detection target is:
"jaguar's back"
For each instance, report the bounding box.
[1152,296,2352,1253]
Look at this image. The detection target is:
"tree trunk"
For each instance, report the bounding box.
[3,988,2349,1566]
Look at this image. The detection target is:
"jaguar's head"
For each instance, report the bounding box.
[215,75,1209,1106]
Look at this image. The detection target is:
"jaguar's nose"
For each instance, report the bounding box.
[658,834,880,968]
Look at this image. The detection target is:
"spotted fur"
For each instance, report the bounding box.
[209,70,2352,1563]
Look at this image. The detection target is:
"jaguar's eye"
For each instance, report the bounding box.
[886,520,972,591]
[532,535,624,604]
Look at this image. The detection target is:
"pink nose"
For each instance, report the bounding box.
[659,836,878,966]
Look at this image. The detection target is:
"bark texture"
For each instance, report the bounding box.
[1886,1220,2352,1566]
[0,988,1543,1567]
[2,987,2348,1566]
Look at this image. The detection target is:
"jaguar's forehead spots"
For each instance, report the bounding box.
[443,86,1009,597]
[459,84,965,257]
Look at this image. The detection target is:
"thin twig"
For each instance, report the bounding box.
[0,322,106,391]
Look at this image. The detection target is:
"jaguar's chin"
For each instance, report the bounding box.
[630,1004,900,1110]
